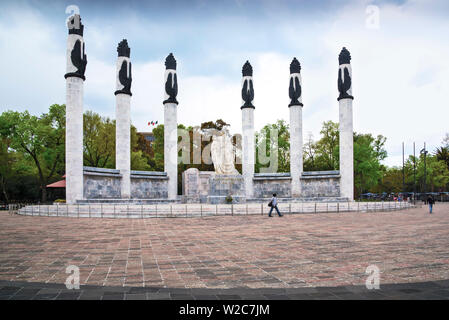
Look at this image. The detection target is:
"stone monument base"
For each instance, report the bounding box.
[208,174,246,204]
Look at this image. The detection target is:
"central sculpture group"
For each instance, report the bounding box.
[64,14,354,204]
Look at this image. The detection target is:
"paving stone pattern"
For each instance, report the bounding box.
[1,203,448,298]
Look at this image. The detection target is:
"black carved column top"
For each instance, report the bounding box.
[165,53,177,70]
[65,14,87,80]
[242,60,253,77]
[241,60,255,109]
[117,39,130,57]
[289,57,303,107]
[338,47,351,65]
[67,14,84,36]
[290,57,301,74]
[114,40,132,96]
[337,47,353,101]
[163,53,178,104]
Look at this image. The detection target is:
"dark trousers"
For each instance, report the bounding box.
[269,205,282,216]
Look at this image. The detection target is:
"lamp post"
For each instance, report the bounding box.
[413,142,416,204]
[420,143,428,201]
[402,142,405,199]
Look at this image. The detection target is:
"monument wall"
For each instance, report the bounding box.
[181,169,342,202]
[253,173,292,198]
[300,171,341,198]
[83,167,169,199]
[83,167,122,199]
[130,171,168,199]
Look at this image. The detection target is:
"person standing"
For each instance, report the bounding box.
[269,193,283,217]
[427,195,435,214]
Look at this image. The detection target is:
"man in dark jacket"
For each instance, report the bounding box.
[427,195,435,214]
[268,193,283,217]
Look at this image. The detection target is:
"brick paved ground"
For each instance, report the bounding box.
[0,203,448,291]
[1,279,449,300]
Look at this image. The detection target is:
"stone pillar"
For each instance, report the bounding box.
[163,53,178,200]
[241,61,255,198]
[288,58,303,198]
[64,14,87,204]
[114,39,132,198]
[337,47,354,201]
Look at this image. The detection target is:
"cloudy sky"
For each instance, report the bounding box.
[0,0,448,167]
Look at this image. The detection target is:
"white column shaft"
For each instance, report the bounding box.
[116,94,131,198]
[339,98,354,200]
[65,77,84,204]
[242,108,255,198]
[289,105,303,197]
[164,103,178,200]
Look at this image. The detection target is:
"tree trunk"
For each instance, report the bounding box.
[1,176,9,204]
[41,185,47,203]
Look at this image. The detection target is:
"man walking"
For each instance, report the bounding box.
[269,193,283,217]
[427,195,435,214]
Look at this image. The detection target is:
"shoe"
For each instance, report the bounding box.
[279,214,283,217]
[268,215,272,217]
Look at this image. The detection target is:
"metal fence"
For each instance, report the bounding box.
[10,201,417,219]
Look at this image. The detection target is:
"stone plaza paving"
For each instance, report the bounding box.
[1,203,449,299]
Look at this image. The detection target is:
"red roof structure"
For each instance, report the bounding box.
[46,177,66,188]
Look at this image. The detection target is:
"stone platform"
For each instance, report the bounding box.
[16,201,414,218]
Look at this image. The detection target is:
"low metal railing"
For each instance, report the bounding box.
[10,201,417,219]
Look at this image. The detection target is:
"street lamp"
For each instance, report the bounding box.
[420,143,428,201]
[413,142,416,205]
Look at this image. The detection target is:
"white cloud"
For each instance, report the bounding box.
[0,7,65,113]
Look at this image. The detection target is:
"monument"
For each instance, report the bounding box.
[241,61,256,199]
[288,57,303,198]
[64,14,87,204]
[209,125,239,175]
[338,47,354,201]
[115,39,132,199]
[163,53,179,200]
[62,14,355,205]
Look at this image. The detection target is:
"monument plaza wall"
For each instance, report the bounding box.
[253,173,292,198]
[84,167,168,199]
[182,168,343,203]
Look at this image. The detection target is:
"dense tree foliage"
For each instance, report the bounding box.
[0,105,149,202]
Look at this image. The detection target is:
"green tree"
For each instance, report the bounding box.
[435,146,449,170]
[83,111,115,168]
[83,110,150,171]
[377,167,403,194]
[314,121,339,171]
[255,120,290,173]
[0,105,65,202]
[416,155,449,192]
[353,133,387,196]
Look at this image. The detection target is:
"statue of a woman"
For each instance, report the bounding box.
[210,126,238,175]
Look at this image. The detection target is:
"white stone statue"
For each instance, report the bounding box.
[209,126,239,175]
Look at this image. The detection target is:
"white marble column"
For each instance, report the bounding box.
[337,47,354,201]
[164,103,178,200]
[241,61,255,198]
[115,40,132,199]
[163,53,179,200]
[65,14,87,204]
[288,58,303,197]
[65,77,84,204]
